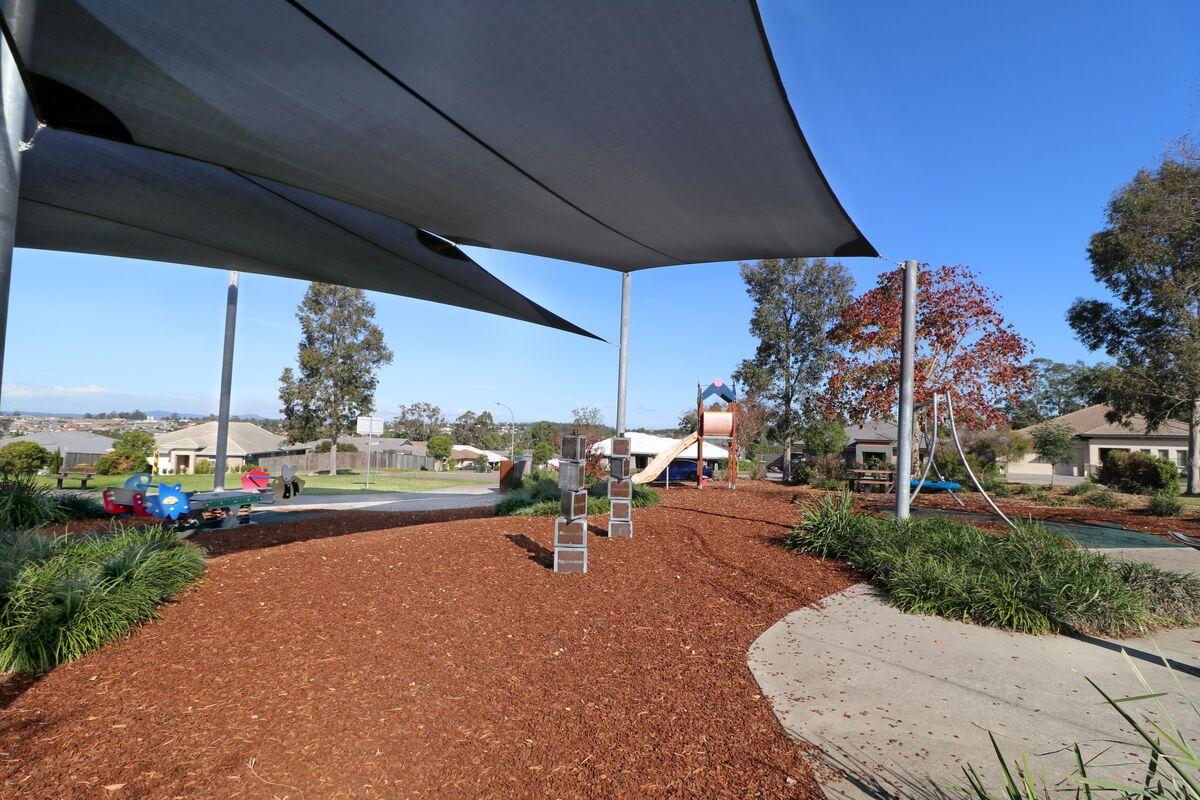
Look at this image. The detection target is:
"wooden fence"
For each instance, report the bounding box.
[254,451,438,474]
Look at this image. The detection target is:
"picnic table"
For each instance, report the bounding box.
[847,467,893,493]
[55,468,96,490]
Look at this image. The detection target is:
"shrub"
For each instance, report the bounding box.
[314,440,359,453]
[53,491,106,520]
[474,454,489,472]
[496,472,659,517]
[192,458,214,474]
[1081,487,1123,508]
[1098,450,1179,494]
[0,440,52,476]
[94,453,150,475]
[0,524,205,672]
[0,475,66,530]
[787,498,1200,636]
[1147,491,1183,517]
[1064,479,1095,497]
[532,442,554,465]
[427,435,452,461]
[48,448,62,476]
[790,461,813,485]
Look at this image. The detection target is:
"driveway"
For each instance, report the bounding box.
[749,543,1200,799]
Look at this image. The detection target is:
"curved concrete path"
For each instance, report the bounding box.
[749,582,1200,799]
[270,484,501,513]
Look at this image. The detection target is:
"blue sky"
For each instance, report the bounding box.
[4,1,1199,427]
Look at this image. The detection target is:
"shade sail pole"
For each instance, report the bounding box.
[0,28,28,401]
[213,271,239,490]
[615,271,631,435]
[895,259,918,521]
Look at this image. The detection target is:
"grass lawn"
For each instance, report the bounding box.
[37,470,484,495]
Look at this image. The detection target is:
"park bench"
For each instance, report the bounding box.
[56,467,96,490]
[848,467,893,494]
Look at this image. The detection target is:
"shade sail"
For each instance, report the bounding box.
[3,0,874,273]
[13,128,598,338]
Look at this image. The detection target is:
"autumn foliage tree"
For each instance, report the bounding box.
[826,264,1033,430]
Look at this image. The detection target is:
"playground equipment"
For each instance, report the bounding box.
[628,379,738,487]
[607,435,633,539]
[102,466,305,532]
[906,392,1015,529]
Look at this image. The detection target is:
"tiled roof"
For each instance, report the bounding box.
[1017,404,1188,437]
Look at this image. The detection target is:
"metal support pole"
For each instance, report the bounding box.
[895,259,918,521]
[496,401,516,460]
[615,271,631,435]
[0,27,30,401]
[213,271,239,491]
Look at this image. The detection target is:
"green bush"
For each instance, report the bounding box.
[1097,450,1179,494]
[496,470,659,517]
[94,453,150,475]
[0,440,52,476]
[0,524,205,672]
[787,495,1200,636]
[53,491,106,520]
[532,442,554,465]
[193,458,214,474]
[1081,487,1123,508]
[0,475,67,530]
[790,461,813,485]
[314,440,359,453]
[1147,491,1183,517]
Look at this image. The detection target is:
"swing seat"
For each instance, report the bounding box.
[911,479,961,492]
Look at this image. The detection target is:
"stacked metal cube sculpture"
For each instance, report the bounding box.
[553,434,589,574]
[608,436,633,539]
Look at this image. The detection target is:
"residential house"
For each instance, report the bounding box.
[1007,405,1188,480]
[154,421,301,474]
[4,430,114,468]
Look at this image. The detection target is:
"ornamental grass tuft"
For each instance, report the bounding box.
[0,524,205,673]
[788,494,1200,637]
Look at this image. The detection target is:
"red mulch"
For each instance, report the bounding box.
[0,482,852,799]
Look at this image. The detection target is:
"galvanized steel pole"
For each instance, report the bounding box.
[213,271,239,490]
[895,260,918,521]
[0,28,30,400]
[615,271,631,435]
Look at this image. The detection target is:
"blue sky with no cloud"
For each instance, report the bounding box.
[4,1,1199,427]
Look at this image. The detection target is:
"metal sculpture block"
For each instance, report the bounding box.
[609,457,627,480]
[553,546,588,574]
[554,517,587,548]
[608,478,632,500]
[560,489,588,519]
[611,436,632,457]
[558,461,585,491]
[607,519,633,539]
[610,498,631,521]
[561,434,586,461]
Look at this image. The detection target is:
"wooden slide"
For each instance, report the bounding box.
[630,431,699,485]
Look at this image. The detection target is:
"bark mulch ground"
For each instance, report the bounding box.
[0,482,852,799]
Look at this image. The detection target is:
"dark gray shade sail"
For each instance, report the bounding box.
[15,128,599,339]
[3,0,874,272]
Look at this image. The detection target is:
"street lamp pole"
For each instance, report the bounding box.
[496,402,516,459]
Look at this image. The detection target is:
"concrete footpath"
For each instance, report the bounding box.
[270,484,501,513]
[749,549,1200,798]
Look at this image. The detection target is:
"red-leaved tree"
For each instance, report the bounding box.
[825,264,1034,429]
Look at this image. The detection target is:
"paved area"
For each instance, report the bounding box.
[1004,472,1088,487]
[271,484,501,513]
[749,541,1200,799]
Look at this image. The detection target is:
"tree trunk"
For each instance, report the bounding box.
[330,435,338,476]
[1189,400,1200,496]
[782,438,792,484]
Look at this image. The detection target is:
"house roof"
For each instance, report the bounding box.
[5,430,114,455]
[1017,405,1189,438]
[155,421,296,457]
[450,445,506,463]
[843,421,898,443]
[591,432,729,460]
